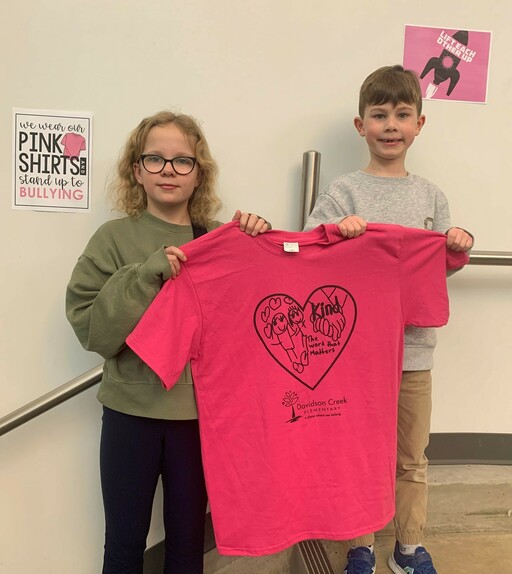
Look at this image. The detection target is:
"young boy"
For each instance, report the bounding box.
[304,65,473,574]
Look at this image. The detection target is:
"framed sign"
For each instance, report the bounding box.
[13,108,93,212]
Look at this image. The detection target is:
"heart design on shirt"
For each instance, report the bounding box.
[253,286,357,390]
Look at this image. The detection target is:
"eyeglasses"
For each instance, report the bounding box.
[139,154,197,175]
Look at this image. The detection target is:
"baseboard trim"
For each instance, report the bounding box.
[144,542,164,574]
[427,432,512,465]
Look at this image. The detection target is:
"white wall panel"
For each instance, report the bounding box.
[1,1,510,571]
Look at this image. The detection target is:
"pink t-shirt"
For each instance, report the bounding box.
[127,222,468,556]
[61,132,86,157]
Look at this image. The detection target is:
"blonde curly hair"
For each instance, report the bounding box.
[109,111,222,227]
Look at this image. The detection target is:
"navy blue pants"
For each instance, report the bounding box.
[100,407,208,574]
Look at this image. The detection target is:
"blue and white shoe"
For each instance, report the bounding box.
[343,546,376,574]
[388,542,438,574]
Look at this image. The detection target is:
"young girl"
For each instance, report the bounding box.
[66,111,269,574]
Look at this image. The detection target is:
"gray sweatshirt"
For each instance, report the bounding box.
[304,170,452,371]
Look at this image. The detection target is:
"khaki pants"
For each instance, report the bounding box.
[350,370,432,546]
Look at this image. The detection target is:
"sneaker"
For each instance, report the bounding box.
[388,542,438,574]
[343,546,376,574]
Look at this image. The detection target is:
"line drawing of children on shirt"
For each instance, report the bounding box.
[262,300,309,374]
[269,312,298,361]
[255,286,357,389]
[288,304,309,367]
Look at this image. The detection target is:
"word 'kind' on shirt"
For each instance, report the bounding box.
[127,222,468,556]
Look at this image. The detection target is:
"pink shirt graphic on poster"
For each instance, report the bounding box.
[61,132,86,157]
[127,222,469,556]
[403,25,492,103]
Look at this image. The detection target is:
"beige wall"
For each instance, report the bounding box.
[1,1,510,571]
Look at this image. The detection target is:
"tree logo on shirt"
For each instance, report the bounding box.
[254,285,357,390]
[282,391,302,423]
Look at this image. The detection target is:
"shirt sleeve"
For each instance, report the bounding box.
[65,230,172,360]
[126,268,201,390]
[398,227,466,328]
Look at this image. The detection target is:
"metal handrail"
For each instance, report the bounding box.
[0,364,103,436]
[468,251,512,266]
[300,150,321,229]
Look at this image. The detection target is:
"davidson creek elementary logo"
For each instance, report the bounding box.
[282,390,349,424]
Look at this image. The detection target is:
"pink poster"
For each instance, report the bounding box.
[403,25,492,104]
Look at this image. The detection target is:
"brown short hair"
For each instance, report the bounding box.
[358,65,423,117]
[109,111,222,226]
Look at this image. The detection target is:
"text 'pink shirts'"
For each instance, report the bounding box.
[127,222,468,556]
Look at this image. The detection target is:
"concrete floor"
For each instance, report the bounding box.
[204,465,512,573]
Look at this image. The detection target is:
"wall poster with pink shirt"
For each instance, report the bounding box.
[403,25,492,104]
[12,108,93,212]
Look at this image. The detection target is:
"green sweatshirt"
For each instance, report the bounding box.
[66,210,222,419]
